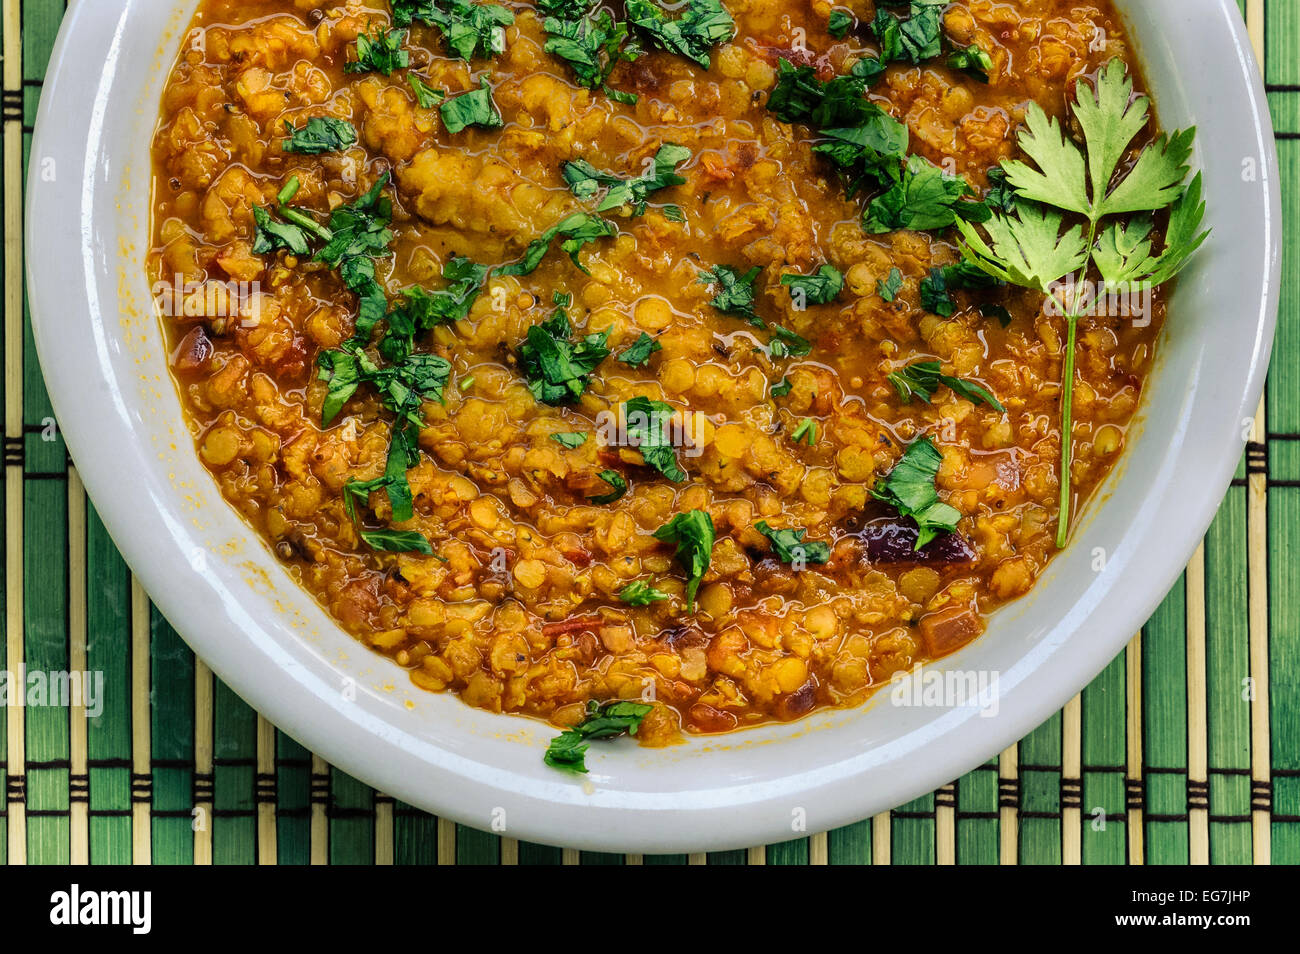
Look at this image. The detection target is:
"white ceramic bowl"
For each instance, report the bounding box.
[26,0,1278,853]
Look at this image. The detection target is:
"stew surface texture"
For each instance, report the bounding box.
[150,0,1165,745]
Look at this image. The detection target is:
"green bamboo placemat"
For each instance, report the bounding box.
[1,0,1295,866]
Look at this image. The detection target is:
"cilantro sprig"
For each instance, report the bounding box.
[954,60,1209,546]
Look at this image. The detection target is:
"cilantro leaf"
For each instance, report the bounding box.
[407,73,445,108]
[517,301,611,405]
[887,361,1005,412]
[252,206,311,256]
[871,436,962,550]
[589,469,628,504]
[561,143,690,216]
[955,201,1089,293]
[544,11,641,102]
[544,699,654,774]
[439,78,503,133]
[877,267,904,301]
[281,117,357,154]
[625,0,734,69]
[871,0,945,65]
[652,509,715,609]
[377,257,488,360]
[864,155,991,233]
[551,431,589,449]
[624,396,686,481]
[919,262,1000,316]
[617,332,662,367]
[347,26,410,75]
[619,580,670,606]
[781,264,843,308]
[828,9,854,38]
[498,212,618,276]
[754,521,831,566]
[699,264,761,322]
[358,529,435,554]
[392,0,514,60]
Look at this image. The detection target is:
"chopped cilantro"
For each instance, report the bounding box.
[544,11,641,103]
[870,0,946,66]
[827,8,854,38]
[625,0,734,69]
[347,25,410,75]
[281,117,357,154]
[871,436,962,550]
[652,509,715,610]
[499,212,618,276]
[754,521,831,566]
[918,262,1000,317]
[589,469,628,504]
[792,418,816,445]
[624,396,686,481]
[781,264,843,308]
[948,44,994,82]
[619,579,670,606]
[551,431,589,449]
[863,155,991,233]
[562,143,690,217]
[771,377,792,398]
[877,266,904,301]
[887,361,1005,412]
[407,73,445,108]
[391,0,514,60]
[517,301,610,405]
[439,79,503,133]
[544,699,654,774]
[617,332,662,368]
[699,264,761,322]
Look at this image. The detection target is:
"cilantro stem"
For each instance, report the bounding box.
[1056,311,1080,549]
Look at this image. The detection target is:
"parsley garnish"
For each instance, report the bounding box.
[617,332,662,368]
[625,0,734,69]
[888,361,1005,412]
[781,265,843,308]
[871,436,961,550]
[544,699,654,774]
[619,580,670,606]
[391,0,514,60]
[589,469,628,504]
[755,521,831,566]
[561,143,690,218]
[281,117,357,154]
[954,60,1208,546]
[517,297,610,405]
[499,212,618,276]
[439,79,503,133]
[347,25,410,75]
[652,509,715,609]
[624,396,686,481]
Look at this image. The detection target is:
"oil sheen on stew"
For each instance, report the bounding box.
[149,0,1164,745]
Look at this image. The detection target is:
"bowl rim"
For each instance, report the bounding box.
[24,0,1280,853]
